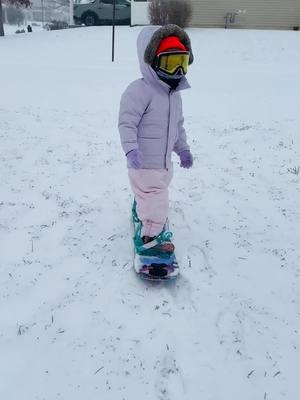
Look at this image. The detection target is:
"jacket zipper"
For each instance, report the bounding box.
[165,89,172,169]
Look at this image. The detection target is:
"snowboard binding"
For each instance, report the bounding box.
[132,201,179,281]
[132,201,174,257]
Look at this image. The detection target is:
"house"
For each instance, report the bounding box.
[131,0,300,30]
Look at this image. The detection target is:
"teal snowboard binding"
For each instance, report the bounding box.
[132,201,179,280]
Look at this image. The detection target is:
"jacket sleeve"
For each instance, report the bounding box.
[118,80,150,155]
[173,95,190,156]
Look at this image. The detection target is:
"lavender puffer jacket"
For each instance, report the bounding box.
[118,26,191,169]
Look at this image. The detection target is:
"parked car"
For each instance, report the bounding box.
[73,0,131,26]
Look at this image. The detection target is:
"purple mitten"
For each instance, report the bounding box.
[179,150,193,168]
[126,149,141,169]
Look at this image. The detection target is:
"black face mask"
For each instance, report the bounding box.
[159,75,182,90]
[153,66,183,90]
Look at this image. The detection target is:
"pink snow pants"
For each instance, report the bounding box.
[128,166,173,237]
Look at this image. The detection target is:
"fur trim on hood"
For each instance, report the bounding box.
[144,24,194,66]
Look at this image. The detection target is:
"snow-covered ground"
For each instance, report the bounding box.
[0,26,299,400]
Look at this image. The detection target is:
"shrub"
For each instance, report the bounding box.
[45,20,69,31]
[148,0,193,28]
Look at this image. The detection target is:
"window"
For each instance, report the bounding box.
[101,0,130,5]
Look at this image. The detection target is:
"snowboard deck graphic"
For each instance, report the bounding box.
[134,252,179,281]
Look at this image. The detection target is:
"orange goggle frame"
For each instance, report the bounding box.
[156,51,190,75]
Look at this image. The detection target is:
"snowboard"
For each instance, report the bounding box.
[134,249,179,281]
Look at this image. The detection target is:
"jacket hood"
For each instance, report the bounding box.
[137,25,193,90]
[144,24,194,65]
[137,26,161,84]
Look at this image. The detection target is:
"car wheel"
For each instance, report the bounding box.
[83,13,97,26]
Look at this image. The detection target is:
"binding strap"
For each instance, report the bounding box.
[132,200,173,252]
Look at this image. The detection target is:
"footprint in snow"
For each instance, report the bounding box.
[155,351,186,400]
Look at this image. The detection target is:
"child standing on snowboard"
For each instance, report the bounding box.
[118,24,194,257]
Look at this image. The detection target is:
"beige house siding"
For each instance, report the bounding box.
[190,0,300,29]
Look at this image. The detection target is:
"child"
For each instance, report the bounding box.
[118,24,194,256]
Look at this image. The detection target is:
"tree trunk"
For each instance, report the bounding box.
[0,0,4,37]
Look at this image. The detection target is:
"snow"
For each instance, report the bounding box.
[0,26,300,400]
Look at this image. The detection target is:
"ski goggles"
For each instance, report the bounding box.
[155,51,190,75]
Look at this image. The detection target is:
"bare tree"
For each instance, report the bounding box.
[6,4,25,25]
[167,0,192,28]
[148,0,193,28]
[0,0,4,35]
[0,0,31,36]
[51,0,68,11]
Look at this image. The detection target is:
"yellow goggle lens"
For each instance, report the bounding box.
[158,52,190,74]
